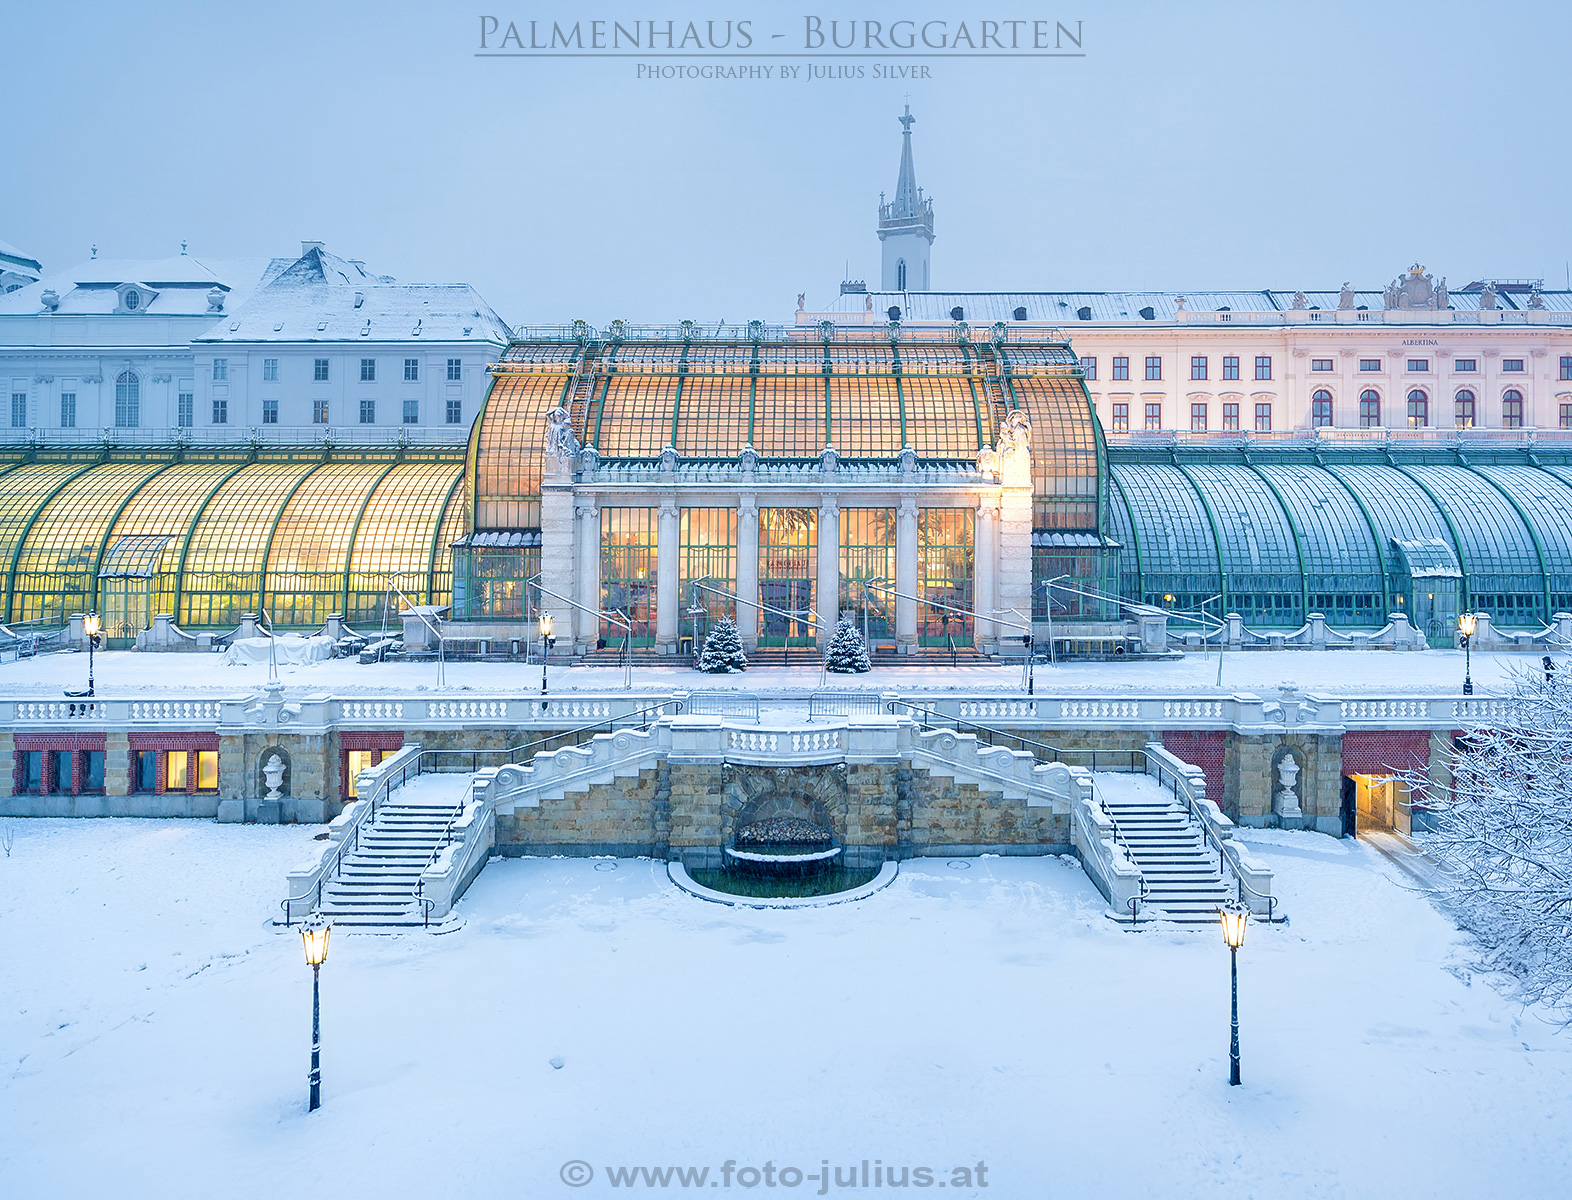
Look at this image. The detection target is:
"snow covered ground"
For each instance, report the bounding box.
[0,644,1533,698]
[3,821,1569,1199]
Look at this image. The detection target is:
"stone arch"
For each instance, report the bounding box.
[720,762,848,845]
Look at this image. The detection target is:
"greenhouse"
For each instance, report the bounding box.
[1,323,1570,647]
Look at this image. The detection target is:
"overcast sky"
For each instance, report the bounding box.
[4,1,1568,326]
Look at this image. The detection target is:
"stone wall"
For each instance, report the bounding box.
[1228,732,1343,833]
[902,765,1071,855]
[495,766,662,857]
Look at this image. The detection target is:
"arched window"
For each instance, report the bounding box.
[114,370,140,428]
[896,259,907,290]
[1455,389,1475,428]
[1502,388,1524,429]
[1406,388,1429,428]
[1310,389,1334,427]
[1359,389,1381,428]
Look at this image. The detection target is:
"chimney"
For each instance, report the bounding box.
[301,241,324,256]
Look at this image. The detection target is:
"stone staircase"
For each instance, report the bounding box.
[315,791,467,928]
[1097,774,1233,924]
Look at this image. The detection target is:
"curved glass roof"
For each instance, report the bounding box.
[0,452,461,629]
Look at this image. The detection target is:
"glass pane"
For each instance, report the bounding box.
[918,509,974,645]
[166,751,188,791]
[840,508,895,641]
[601,509,656,646]
[758,508,817,646]
[196,750,219,791]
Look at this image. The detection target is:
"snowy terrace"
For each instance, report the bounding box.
[1,820,1569,1199]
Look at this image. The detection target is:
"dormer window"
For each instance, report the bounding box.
[113,281,158,314]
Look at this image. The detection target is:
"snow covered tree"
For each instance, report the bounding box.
[1409,664,1572,1016]
[824,617,871,674]
[697,616,747,673]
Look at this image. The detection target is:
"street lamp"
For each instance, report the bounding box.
[1219,900,1249,1087]
[300,916,331,1112]
[66,612,103,698]
[538,612,555,695]
[1457,612,1476,696]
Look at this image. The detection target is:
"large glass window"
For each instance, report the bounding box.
[1502,389,1524,428]
[1455,390,1476,428]
[601,508,656,646]
[114,370,140,428]
[1359,389,1381,427]
[1407,389,1429,428]
[918,509,973,647]
[1311,389,1333,427]
[758,508,817,647]
[840,508,895,646]
[458,546,538,620]
[679,508,736,651]
[61,392,77,428]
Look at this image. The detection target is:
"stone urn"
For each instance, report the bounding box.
[1274,754,1302,818]
[262,753,286,802]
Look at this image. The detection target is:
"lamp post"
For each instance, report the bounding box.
[300,916,331,1112]
[66,612,103,698]
[1458,612,1476,696]
[538,612,556,694]
[1219,900,1249,1087]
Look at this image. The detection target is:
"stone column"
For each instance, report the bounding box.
[817,497,840,648]
[973,499,998,650]
[656,499,680,653]
[736,495,759,651]
[896,494,919,652]
[538,456,577,648]
[575,501,601,647]
[996,486,1034,637]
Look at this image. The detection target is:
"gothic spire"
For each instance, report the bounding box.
[891,103,920,219]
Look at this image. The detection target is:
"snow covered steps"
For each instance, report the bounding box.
[1096,776,1233,925]
[314,798,466,929]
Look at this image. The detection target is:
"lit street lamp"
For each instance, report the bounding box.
[538,612,556,695]
[300,916,331,1112]
[1457,612,1476,696]
[65,612,103,698]
[1219,900,1249,1086]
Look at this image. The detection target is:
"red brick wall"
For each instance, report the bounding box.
[1341,730,1429,776]
[14,733,107,795]
[1162,730,1226,804]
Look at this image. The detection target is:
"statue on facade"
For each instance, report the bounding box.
[542,406,578,466]
[1528,283,1547,310]
[1435,276,1448,309]
[796,293,806,312]
[1338,282,1356,310]
[995,410,1033,486]
[1479,282,1498,310]
[1291,290,1308,310]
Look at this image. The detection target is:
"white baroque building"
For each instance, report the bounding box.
[0,241,509,445]
[813,110,1572,436]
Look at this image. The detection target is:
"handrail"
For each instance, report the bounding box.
[890,700,1149,772]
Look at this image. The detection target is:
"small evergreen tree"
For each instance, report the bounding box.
[698,616,748,673]
[825,617,872,673]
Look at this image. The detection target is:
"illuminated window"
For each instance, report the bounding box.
[680,508,738,649]
[1407,389,1428,428]
[759,508,817,647]
[1359,389,1381,427]
[602,508,657,646]
[1190,402,1207,431]
[840,509,895,644]
[918,509,974,647]
[1111,402,1128,433]
[1144,403,1162,430]
[196,750,218,791]
[1311,390,1333,427]
[1455,390,1475,428]
[1502,389,1524,428]
[166,750,188,790]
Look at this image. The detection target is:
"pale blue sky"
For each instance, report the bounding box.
[3,0,1567,324]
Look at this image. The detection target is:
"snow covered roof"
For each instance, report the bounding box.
[0,254,284,317]
[199,282,511,346]
[0,238,43,274]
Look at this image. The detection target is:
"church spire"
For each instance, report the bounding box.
[877,103,935,291]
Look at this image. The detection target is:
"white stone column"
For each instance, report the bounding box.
[973,499,998,650]
[575,501,601,647]
[538,483,576,649]
[816,498,840,648]
[896,494,919,652]
[736,496,759,650]
[655,499,680,653]
[996,487,1034,637]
